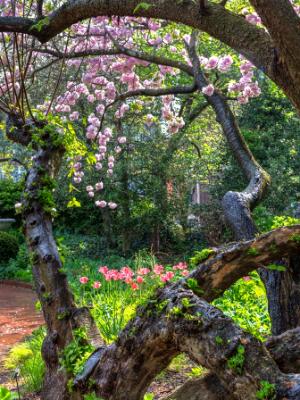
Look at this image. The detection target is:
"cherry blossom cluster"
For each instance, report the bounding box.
[0,10,267,211]
[228,60,261,104]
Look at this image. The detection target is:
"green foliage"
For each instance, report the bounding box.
[0,243,32,282]
[133,2,152,13]
[266,263,286,272]
[187,366,204,377]
[4,328,45,393]
[214,272,271,341]
[215,336,224,345]
[30,17,50,32]
[291,233,300,243]
[227,345,245,375]
[246,247,260,256]
[0,387,18,400]
[83,394,105,400]
[91,290,137,343]
[256,380,276,400]
[67,197,81,208]
[186,278,204,296]
[0,231,19,263]
[189,248,215,267]
[143,394,154,400]
[60,328,94,375]
[271,216,300,230]
[0,180,23,219]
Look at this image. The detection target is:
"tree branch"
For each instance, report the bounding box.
[187,32,270,240]
[78,263,300,400]
[0,157,27,171]
[116,84,198,102]
[36,0,44,18]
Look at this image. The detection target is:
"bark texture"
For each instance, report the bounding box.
[82,281,300,400]
[186,33,270,241]
[73,226,300,400]
[16,120,101,400]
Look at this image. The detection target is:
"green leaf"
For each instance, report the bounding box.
[67,197,81,208]
[266,263,286,272]
[143,394,154,400]
[29,17,50,32]
[133,2,153,13]
[0,387,18,400]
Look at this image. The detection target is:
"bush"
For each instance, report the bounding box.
[0,179,23,220]
[0,243,32,282]
[4,328,46,393]
[0,231,19,263]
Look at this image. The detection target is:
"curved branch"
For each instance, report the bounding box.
[80,275,300,400]
[250,0,300,66]
[187,33,270,240]
[74,225,300,400]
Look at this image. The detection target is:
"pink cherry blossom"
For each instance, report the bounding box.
[205,56,219,70]
[108,202,118,210]
[118,136,127,144]
[202,84,215,97]
[95,182,104,191]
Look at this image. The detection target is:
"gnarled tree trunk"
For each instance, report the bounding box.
[7,115,100,400]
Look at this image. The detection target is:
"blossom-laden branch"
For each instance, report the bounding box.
[186,32,270,240]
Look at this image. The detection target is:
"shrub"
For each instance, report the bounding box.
[0,243,32,282]
[4,328,45,393]
[0,231,19,263]
[0,179,23,220]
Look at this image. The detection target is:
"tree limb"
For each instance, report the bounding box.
[79,270,300,400]
[0,157,28,171]
[187,32,270,240]
[36,0,44,18]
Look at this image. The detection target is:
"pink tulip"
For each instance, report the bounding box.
[93,281,101,289]
[79,276,89,284]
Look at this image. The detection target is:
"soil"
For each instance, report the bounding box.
[0,281,44,386]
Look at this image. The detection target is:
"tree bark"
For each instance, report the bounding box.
[72,226,300,400]
[17,120,101,400]
[79,277,300,400]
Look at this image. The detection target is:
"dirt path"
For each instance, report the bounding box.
[0,281,44,382]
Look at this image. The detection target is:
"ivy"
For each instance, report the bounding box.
[227,345,245,375]
[133,2,153,13]
[189,248,215,267]
[256,380,276,400]
[60,328,94,375]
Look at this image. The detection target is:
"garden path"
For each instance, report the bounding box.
[0,281,43,383]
